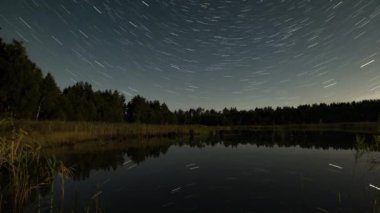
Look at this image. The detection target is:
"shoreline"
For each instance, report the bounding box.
[0,120,379,148]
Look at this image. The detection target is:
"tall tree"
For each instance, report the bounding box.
[126,96,150,123]
[63,82,97,121]
[37,73,63,120]
[94,90,126,122]
[0,39,42,119]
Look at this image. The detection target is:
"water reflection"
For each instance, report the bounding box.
[6,130,378,212]
[46,131,379,180]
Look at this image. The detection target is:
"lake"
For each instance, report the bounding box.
[24,131,380,212]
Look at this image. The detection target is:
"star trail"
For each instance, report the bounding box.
[0,0,379,110]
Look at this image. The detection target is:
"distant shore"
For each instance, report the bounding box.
[0,120,379,148]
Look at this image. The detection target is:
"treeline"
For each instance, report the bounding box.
[127,98,380,125]
[173,101,380,125]
[0,39,126,121]
[1,38,380,125]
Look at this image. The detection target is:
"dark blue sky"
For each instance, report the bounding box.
[1,0,379,110]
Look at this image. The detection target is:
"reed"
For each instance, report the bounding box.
[0,119,72,212]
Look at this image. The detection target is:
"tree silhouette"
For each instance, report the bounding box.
[1,37,380,125]
[37,73,63,120]
[0,40,42,119]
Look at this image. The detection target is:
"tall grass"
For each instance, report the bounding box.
[4,120,221,147]
[0,119,72,212]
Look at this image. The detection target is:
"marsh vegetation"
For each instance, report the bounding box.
[0,120,72,212]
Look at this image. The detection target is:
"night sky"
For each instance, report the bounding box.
[0,0,379,110]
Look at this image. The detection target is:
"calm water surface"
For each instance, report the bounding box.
[26,132,380,212]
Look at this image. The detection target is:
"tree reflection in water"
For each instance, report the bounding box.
[46,130,379,180]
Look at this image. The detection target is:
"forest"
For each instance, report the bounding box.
[1,38,380,126]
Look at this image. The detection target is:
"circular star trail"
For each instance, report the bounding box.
[0,0,379,110]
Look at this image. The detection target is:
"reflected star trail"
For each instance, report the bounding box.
[0,0,379,110]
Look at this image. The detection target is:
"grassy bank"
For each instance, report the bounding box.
[0,120,222,147]
[0,120,379,148]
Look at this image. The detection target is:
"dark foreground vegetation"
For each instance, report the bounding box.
[1,38,380,126]
[0,125,72,212]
